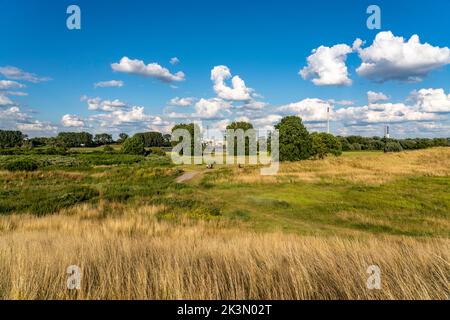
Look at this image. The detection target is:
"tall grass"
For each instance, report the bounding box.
[0,203,448,300]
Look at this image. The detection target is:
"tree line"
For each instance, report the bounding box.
[0,130,172,149]
[1,116,449,159]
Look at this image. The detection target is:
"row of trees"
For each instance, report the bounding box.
[2,120,450,159]
[338,136,450,152]
[0,130,172,149]
[169,117,343,161]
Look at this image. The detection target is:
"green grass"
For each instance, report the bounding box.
[185,169,450,237]
[0,154,177,216]
[0,151,449,237]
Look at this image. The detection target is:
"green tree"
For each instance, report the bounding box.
[56,132,93,147]
[121,136,145,155]
[171,123,201,155]
[226,121,255,156]
[311,132,342,159]
[162,134,172,147]
[274,116,312,161]
[94,133,113,146]
[0,130,25,148]
[134,132,165,147]
[117,133,129,144]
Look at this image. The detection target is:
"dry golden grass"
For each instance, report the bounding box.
[218,148,450,185]
[0,203,448,300]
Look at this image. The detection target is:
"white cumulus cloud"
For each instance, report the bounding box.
[111,57,185,83]
[211,66,253,101]
[61,114,85,127]
[409,88,450,113]
[194,98,231,119]
[367,91,389,104]
[168,97,196,107]
[300,44,353,86]
[355,31,450,82]
[81,96,127,112]
[278,98,333,122]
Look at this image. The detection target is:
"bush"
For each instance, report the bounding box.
[103,145,115,153]
[311,132,342,159]
[384,142,403,153]
[148,147,166,156]
[5,158,39,172]
[350,143,362,151]
[121,136,145,155]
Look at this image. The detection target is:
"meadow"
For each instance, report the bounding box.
[0,148,449,299]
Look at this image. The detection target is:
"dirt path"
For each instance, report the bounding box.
[175,171,201,183]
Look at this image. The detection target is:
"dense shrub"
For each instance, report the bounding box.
[311,132,342,159]
[103,145,115,153]
[384,142,403,153]
[148,147,166,156]
[121,136,145,155]
[5,158,39,172]
[274,116,312,161]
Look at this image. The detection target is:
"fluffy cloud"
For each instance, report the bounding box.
[252,114,282,129]
[409,88,450,113]
[89,106,152,126]
[278,98,332,122]
[168,97,196,107]
[0,106,57,136]
[17,120,57,133]
[367,91,389,104]
[335,102,437,125]
[0,66,51,83]
[0,106,28,121]
[170,57,180,65]
[0,80,25,90]
[111,57,185,83]
[211,66,253,101]
[94,80,124,88]
[300,44,353,86]
[61,114,85,127]
[355,31,450,82]
[194,98,231,119]
[81,96,127,112]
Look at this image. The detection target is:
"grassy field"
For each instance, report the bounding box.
[0,148,449,299]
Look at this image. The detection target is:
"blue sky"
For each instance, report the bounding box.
[1,0,450,138]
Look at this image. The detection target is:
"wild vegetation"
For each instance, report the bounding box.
[0,118,449,300]
[0,147,449,299]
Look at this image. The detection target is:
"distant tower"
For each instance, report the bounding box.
[327,106,330,134]
[384,125,390,139]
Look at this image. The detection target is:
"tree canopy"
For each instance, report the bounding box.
[274,116,312,161]
[226,121,255,156]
